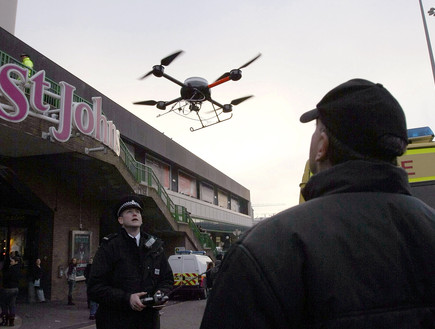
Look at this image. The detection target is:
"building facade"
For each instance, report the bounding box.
[0,27,253,301]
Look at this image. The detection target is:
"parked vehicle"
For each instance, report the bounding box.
[168,250,212,299]
[299,126,435,208]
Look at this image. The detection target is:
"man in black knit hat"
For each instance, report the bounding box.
[200,79,435,329]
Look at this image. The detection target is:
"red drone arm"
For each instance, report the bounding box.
[208,76,231,89]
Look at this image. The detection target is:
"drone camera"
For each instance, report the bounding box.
[189,104,200,112]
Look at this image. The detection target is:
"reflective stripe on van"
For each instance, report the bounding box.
[173,272,200,286]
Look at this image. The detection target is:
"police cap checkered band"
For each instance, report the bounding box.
[117,199,143,217]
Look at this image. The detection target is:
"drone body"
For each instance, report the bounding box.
[134,51,261,131]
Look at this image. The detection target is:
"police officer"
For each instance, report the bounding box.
[88,195,174,329]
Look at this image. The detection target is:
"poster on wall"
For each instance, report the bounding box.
[70,231,92,281]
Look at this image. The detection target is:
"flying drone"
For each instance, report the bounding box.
[133,51,261,132]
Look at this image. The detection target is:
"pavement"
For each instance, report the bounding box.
[14,297,193,329]
[14,297,96,329]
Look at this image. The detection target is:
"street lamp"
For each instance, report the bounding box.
[419,0,435,87]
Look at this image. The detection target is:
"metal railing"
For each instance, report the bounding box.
[119,140,216,251]
[1,49,216,254]
[0,50,92,108]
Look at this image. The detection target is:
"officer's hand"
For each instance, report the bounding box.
[130,292,147,311]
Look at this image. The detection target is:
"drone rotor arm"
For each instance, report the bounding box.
[161,73,186,88]
[207,98,225,109]
[164,96,184,107]
[208,75,231,89]
[214,72,230,82]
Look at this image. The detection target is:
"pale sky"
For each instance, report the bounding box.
[13,0,435,218]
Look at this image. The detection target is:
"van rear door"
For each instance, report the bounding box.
[168,255,183,287]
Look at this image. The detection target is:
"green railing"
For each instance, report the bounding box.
[1,49,216,254]
[119,140,216,251]
[0,50,92,108]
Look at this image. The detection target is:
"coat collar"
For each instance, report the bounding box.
[302,160,411,201]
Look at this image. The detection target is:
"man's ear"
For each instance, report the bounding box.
[118,216,124,225]
[314,131,329,162]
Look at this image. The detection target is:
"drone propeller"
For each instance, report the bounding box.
[161,50,184,66]
[133,100,167,110]
[205,95,253,114]
[214,53,262,82]
[238,53,262,70]
[133,100,158,106]
[139,50,184,79]
[231,95,253,106]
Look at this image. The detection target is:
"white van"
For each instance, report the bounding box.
[168,251,212,299]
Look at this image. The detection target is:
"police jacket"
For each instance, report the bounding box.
[88,228,173,329]
[200,160,435,329]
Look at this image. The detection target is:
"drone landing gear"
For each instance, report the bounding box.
[190,112,233,132]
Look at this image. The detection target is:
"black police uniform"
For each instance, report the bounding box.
[88,228,174,329]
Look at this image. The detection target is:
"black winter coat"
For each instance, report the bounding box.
[88,228,174,329]
[200,160,435,329]
[2,264,21,289]
[32,265,42,281]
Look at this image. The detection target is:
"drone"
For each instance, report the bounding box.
[133,51,261,132]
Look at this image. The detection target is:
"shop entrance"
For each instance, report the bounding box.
[0,214,41,302]
[0,165,53,301]
[0,224,27,265]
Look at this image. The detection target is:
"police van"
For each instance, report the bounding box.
[168,250,212,299]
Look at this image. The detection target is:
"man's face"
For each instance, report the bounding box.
[118,207,143,229]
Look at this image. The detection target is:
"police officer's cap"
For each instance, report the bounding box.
[116,195,143,217]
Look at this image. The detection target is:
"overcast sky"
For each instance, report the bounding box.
[14,0,435,217]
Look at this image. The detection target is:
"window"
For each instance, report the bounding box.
[218,189,228,209]
[230,196,240,212]
[200,182,214,204]
[145,156,170,189]
[178,171,197,197]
